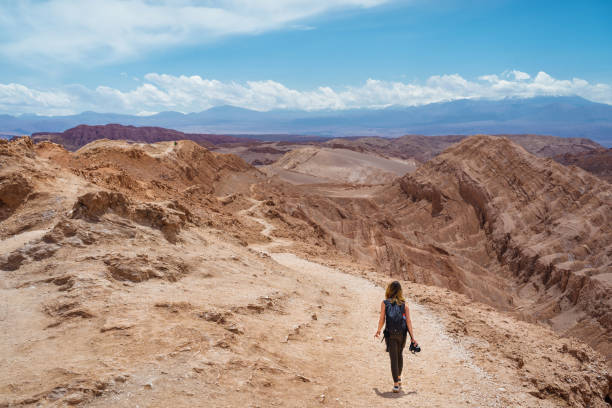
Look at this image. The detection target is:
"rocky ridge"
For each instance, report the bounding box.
[323,134,603,163]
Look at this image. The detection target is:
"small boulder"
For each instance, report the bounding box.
[64,392,86,405]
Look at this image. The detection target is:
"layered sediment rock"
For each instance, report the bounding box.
[71,190,192,243]
[554,148,612,183]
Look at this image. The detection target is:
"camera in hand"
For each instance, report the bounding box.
[409,341,421,353]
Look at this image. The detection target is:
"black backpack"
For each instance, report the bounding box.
[384,300,407,335]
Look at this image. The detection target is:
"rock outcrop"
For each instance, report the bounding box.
[0,172,33,221]
[71,190,192,243]
[104,253,189,282]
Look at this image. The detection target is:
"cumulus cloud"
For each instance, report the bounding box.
[0,0,389,64]
[0,83,73,115]
[0,71,610,116]
[511,70,531,81]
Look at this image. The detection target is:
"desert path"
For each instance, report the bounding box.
[241,198,533,408]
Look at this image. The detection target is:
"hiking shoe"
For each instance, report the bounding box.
[393,385,400,393]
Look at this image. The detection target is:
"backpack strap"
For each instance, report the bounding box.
[401,302,408,333]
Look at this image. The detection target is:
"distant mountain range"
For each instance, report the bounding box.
[2,96,611,146]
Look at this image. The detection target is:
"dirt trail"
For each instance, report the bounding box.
[241,198,541,407]
[239,198,293,251]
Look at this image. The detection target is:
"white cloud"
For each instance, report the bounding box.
[0,83,73,115]
[0,0,390,65]
[510,70,530,81]
[0,71,610,116]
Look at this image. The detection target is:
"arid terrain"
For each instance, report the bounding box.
[1,134,610,407]
[554,148,612,184]
[263,146,418,184]
[214,132,611,184]
[30,125,611,186]
[31,124,258,151]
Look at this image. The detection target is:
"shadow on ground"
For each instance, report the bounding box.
[373,387,417,399]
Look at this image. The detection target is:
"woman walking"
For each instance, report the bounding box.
[374,281,418,393]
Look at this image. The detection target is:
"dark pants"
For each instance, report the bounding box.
[387,333,407,382]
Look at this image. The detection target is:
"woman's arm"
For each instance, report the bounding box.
[405,303,417,345]
[374,301,386,338]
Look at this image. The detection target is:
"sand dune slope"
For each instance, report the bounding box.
[264,147,417,184]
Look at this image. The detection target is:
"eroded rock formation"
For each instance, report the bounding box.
[262,135,612,365]
[554,148,612,183]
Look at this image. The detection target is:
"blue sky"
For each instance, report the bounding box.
[0,0,611,115]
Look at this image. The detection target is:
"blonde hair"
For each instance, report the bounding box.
[385,281,405,305]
